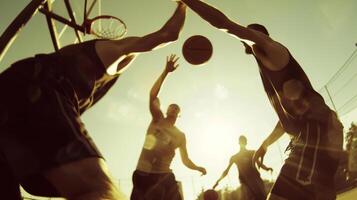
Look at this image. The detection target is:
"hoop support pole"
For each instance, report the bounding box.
[0,0,46,63]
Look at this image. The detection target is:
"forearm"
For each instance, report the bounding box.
[160,2,186,36]
[183,159,200,170]
[217,171,228,182]
[181,0,230,30]
[150,70,168,99]
[262,122,285,148]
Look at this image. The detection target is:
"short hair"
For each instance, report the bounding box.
[247,23,269,35]
[169,103,181,112]
[239,135,247,143]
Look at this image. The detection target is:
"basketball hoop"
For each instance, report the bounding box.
[38,2,127,40]
[84,15,127,40]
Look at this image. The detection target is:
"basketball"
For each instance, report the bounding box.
[182,35,213,65]
[203,189,219,200]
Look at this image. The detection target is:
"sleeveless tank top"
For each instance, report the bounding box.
[37,39,119,114]
[255,51,329,135]
[232,150,261,184]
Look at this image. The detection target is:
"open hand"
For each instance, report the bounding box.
[166,54,179,73]
[253,144,267,169]
[197,166,207,176]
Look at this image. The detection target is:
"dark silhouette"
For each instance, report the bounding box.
[213,135,272,200]
[180,0,344,199]
[0,2,186,199]
[131,55,206,200]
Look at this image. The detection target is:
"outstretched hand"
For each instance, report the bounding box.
[253,144,267,169]
[165,54,180,73]
[197,166,207,176]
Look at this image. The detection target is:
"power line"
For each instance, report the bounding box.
[319,43,357,117]
[326,47,357,86]
[337,93,357,115]
[331,71,357,97]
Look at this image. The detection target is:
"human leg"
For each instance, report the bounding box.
[163,173,182,200]
[268,172,314,200]
[130,171,181,200]
[130,170,165,200]
[242,180,266,200]
[0,155,22,200]
[44,158,123,200]
[130,170,147,200]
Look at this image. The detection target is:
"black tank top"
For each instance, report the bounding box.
[37,40,119,114]
[255,52,329,135]
[232,150,260,184]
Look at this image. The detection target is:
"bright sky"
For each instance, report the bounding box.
[1,0,357,199]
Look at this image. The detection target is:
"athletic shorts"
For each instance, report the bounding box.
[0,56,102,196]
[240,179,267,200]
[268,113,343,200]
[130,170,182,200]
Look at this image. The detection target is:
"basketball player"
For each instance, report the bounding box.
[0,2,186,200]
[213,135,272,200]
[179,0,343,199]
[130,54,207,200]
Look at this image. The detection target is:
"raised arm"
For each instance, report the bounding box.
[150,55,179,121]
[180,0,267,45]
[253,121,285,168]
[124,2,187,53]
[213,157,234,189]
[95,2,186,69]
[179,135,207,175]
[180,0,289,70]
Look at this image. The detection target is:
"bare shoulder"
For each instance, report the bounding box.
[268,41,290,70]
[174,127,186,144]
[254,39,290,71]
[175,127,185,137]
[150,98,164,122]
[230,153,239,162]
[147,118,162,132]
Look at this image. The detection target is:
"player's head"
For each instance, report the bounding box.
[239,135,247,147]
[167,104,181,118]
[243,23,269,54]
[247,23,269,35]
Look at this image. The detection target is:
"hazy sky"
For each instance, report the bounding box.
[1,0,357,199]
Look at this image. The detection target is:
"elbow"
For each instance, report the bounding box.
[149,92,156,100]
[182,159,190,167]
[182,159,194,168]
[158,30,180,43]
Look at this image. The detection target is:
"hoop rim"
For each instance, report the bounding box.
[84,15,127,39]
